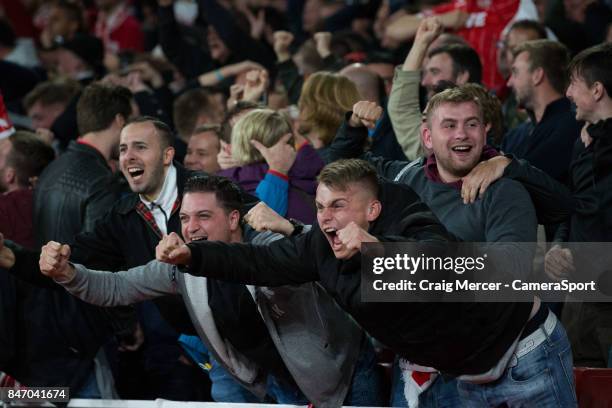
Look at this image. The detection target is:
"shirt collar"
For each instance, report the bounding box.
[139,164,178,212]
[535,97,571,124]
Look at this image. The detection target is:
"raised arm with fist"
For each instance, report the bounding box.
[349,101,384,129]
[273,31,294,63]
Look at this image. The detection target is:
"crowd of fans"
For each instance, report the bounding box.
[0,0,611,406]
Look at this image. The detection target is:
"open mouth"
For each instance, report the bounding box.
[451,145,473,157]
[127,167,145,181]
[323,227,342,250]
[190,236,208,243]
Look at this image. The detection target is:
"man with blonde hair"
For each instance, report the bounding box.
[326,86,576,406]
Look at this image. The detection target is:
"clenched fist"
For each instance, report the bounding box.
[156,232,192,266]
[245,202,295,236]
[349,101,383,129]
[545,245,574,281]
[40,241,74,281]
[414,17,443,48]
[335,221,378,259]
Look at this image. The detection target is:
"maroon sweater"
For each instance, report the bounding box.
[0,188,34,249]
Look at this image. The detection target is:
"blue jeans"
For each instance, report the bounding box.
[267,376,309,404]
[345,338,385,406]
[390,357,407,407]
[74,369,101,399]
[207,356,261,402]
[267,337,384,406]
[457,320,577,407]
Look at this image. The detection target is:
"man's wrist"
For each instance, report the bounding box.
[54,264,77,284]
[286,218,304,237]
[280,219,295,236]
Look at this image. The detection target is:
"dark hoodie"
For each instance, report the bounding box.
[182,179,533,376]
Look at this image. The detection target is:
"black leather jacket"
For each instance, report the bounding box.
[34,141,120,247]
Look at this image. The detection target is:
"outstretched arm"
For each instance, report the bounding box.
[157,232,319,287]
[40,241,177,306]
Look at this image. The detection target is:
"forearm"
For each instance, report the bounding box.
[385,14,422,41]
[403,43,428,71]
[502,157,574,225]
[326,118,369,162]
[328,118,413,180]
[56,261,177,306]
[387,69,424,160]
[184,238,318,286]
[6,242,59,289]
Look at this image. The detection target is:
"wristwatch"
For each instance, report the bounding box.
[288,218,305,237]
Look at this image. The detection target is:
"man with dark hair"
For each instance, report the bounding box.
[184,124,222,174]
[55,33,105,84]
[451,43,612,370]
[496,19,548,132]
[172,89,225,163]
[497,20,547,80]
[0,129,54,390]
[0,131,54,248]
[0,116,208,401]
[173,89,225,142]
[0,126,135,397]
[24,83,134,398]
[23,79,81,135]
[502,39,580,185]
[38,173,383,406]
[39,0,85,49]
[152,152,572,407]
[34,83,132,246]
[422,44,482,97]
[545,42,612,367]
[387,18,483,161]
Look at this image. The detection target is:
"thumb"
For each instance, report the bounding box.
[60,244,71,258]
[169,245,189,261]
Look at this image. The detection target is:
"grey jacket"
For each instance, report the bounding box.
[56,230,363,407]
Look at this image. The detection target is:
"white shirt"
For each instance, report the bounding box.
[139,165,178,235]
